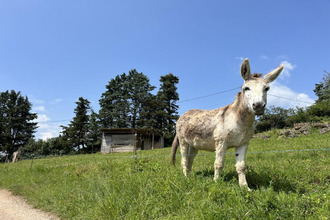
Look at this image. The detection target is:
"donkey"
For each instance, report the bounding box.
[171,58,284,189]
[12,150,21,163]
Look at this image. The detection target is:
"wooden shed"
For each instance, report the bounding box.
[100,128,164,153]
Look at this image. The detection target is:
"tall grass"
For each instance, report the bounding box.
[0,130,329,219]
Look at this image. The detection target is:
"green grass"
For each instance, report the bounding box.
[0,130,329,219]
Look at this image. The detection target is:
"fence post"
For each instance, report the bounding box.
[133,131,138,160]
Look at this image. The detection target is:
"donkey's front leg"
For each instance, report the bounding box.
[214,142,227,181]
[235,145,250,190]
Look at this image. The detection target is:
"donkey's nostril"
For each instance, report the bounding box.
[253,102,265,110]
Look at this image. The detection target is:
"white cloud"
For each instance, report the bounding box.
[268,82,315,108]
[260,55,269,60]
[30,96,45,105]
[33,105,46,112]
[29,97,64,140]
[35,123,62,140]
[33,114,62,140]
[279,60,296,79]
[50,98,63,104]
[235,56,245,61]
[40,132,54,140]
[35,114,50,123]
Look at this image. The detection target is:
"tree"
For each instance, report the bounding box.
[99,73,130,128]
[22,136,71,159]
[86,110,101,152]
[157,73,179,144]
[0,90,37,160]
[63,97,91,152]
[255,106,292,132]
[127,69,155,128]
[138,93,160,129]
[99,70,180,146]
[99,70,155,129]
[314,71,330,102]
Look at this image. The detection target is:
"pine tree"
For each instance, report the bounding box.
[0,90,37,160]
[99,73,130,128]
[139,93,160,129]
[87,110,101,152]
[157,73,179,144]
[127,69,155,128]
[99,70,155,129]
[63,97,91,152]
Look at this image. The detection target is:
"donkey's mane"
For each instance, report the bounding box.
[251,73,262,78]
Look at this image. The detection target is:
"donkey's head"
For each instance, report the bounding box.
[240,59,284,115]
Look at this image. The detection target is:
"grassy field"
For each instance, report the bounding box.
[0,130,329,219]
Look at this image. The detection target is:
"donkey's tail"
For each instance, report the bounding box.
[170,134,179,166]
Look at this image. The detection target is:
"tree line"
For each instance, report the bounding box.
[0,70,179,161]
[1,70,329,161]
[255,71,330,132]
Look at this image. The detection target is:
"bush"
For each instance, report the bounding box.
[255,106,292,133]
[256,101,330,133]
[285,107,311,127]
[21,136,72,159]
[307,100,330,118]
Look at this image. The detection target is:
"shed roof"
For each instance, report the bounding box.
[100,128,162,136]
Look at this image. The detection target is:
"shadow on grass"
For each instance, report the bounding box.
[196,168,302,193]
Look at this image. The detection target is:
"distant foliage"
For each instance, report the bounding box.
[61,97,98,153]
[255,106,293,132]
[21,136,71,159]
[0,90,37,161]
[256,103,330,133]
[314,71,330,102]
[99,70,155,129]
[256,72,330,133]
[156,73,179,145]
[99,70,179,145]
[86,110,101,152]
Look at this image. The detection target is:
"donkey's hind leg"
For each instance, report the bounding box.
[187,147,199,174]
[180,143,190,176]
[180,144,198,176]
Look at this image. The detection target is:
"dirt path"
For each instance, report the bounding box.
[0,189,59,220]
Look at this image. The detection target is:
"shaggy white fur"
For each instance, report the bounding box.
[171,59,284,189]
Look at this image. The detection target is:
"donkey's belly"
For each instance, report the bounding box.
[187,138,216,152]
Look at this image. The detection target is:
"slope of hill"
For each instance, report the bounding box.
[0,130,329,219]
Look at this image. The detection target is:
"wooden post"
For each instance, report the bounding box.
[133,131,138,160]
[152,133,155,149]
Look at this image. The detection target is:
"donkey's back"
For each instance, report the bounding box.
[176,107,227,151]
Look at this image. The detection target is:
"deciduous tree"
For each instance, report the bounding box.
[314,71,330,102]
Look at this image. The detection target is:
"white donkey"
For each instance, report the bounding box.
[171,59,283,188]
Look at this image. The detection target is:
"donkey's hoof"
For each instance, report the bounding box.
[240,185,251,191]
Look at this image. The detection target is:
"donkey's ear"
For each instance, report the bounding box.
[240,58,251,81]
[263,64,284,83]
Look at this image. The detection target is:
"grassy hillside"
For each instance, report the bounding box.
[0,130,329,219]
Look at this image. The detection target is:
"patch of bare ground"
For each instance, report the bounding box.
[0,189,59,220]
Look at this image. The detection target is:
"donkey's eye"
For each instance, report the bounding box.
[244,87,250,91]
[265,87,270,92]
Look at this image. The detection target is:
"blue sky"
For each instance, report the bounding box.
[1,1,329,140]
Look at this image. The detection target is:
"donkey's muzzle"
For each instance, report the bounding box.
[253,102,266,115]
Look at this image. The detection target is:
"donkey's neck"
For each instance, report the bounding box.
[230,92,255,127]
